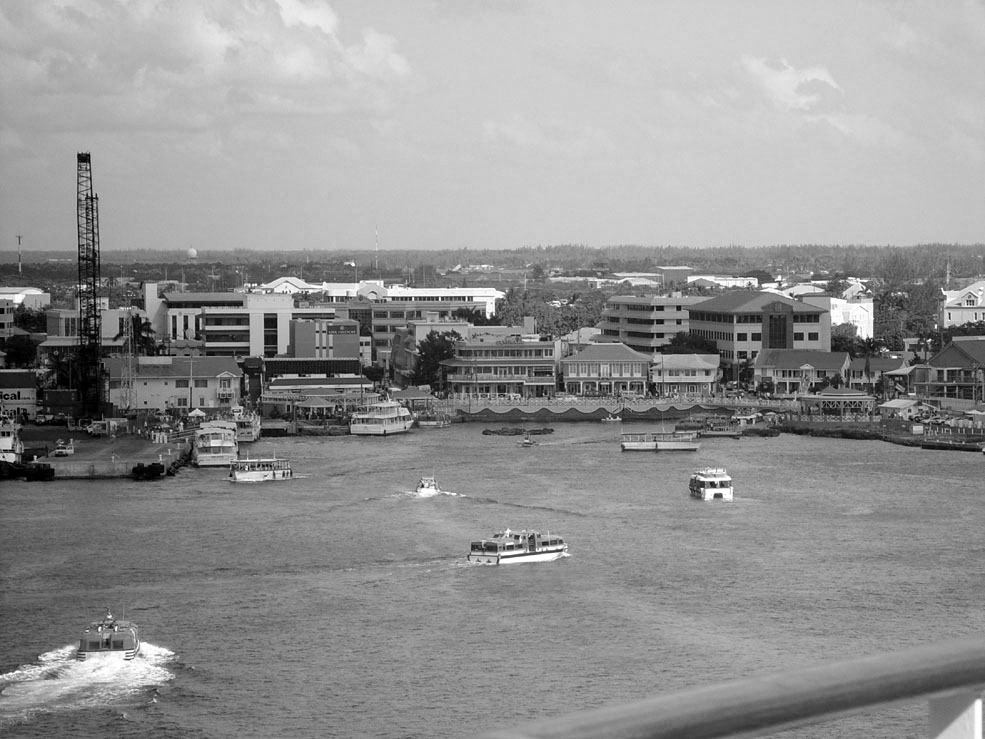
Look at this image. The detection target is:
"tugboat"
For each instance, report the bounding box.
[77,609,140,661]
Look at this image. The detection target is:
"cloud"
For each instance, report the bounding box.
[481,113,614,159]
[741,56,842,112]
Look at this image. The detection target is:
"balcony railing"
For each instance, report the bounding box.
[480,639,985,739]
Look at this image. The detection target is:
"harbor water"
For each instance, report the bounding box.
[1,424,983,738]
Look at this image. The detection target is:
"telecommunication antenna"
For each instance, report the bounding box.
[16,235,23,274]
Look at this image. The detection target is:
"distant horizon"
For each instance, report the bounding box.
[2,2,983,255]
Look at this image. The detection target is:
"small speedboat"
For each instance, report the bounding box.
[415,475,442,496]
[77,609,140,661]
[517,434,539,447]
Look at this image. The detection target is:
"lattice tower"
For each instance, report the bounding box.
[76,152,102,416]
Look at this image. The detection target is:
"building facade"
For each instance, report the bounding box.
[938,280,985,329]
[650,353,720,397]
[688,292,831,382]
[753,350,851,395]
[596,295,706,354]
[442,335,557,398]
[559,343,651,396]
[102,356,242,413]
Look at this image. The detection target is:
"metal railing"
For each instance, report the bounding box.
[480,639,985,739]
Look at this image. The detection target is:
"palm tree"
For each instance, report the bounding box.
[113,312,158,356]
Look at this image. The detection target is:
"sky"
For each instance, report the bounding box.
[1,0,984,255]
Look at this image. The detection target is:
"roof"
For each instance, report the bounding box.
[878,399,927,409]
[690,291,823,314]
[652,353,720,370]
[848,356,908,372]
[562,342,652,363]
[103,356,241,379]
[268,376,368,388]
[755,349,850,371]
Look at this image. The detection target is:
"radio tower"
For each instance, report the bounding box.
[76,152,103,416]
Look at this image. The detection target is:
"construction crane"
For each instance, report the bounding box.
[76,152,103,417]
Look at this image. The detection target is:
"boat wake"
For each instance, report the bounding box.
[0,642,175,728]
[404,489,460,499]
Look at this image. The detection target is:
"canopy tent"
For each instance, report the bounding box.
[187,408,207,418]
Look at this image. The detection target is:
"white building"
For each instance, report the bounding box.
[938,280,985,329]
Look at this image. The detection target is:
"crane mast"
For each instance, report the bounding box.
[76,152,103,417]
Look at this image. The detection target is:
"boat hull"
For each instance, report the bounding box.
[230,469,293,482]
[655,441,701,451]
[467,548,568,565]
[349,419,414,436]
[77,643,140,661]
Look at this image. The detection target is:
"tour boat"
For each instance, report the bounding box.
[230,405,262,443]
[620,430,700,451]
[416,410,452,428]
[689,467,734,501]
[699,419,742,438]
[192,421,239,467]
[468,529,568,565]
[601,414,622,423]
[415,475,442,496]
[229,455,293,483]
[0,417,24,463]
[77,609,140,661]
[349,400,414,436]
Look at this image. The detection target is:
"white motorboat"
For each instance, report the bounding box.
[229,456,293,483]
[349,400,414,436]
[415,475,442,496]
[77,609,140,661]
[230,405,262,443]
[689,467,734,501]
[467,529,568,565]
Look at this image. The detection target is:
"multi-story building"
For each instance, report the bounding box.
[288,318,361,361]
[559,343,650,396]
[846,355,907,393]
[801,295,874,340]
[102,356,242,413]
[371,300,490,368]
[688,292,831,382]
[442,334,557,398]
[650,354,720,397]
[911,336,985,410]
[753,350,851,395]
[0,300,15,339]
[596,295,706,354]
[938,280,985,329]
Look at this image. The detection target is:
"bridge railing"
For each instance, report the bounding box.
[479,639,985,739]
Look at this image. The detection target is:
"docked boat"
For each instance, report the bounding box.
[349,400,415,436]
[415,475,442,496]
[0,417,25,463]
[601,414,622,423]
[620,430,700,451]
[689,467,734,501]
[467,528,568,565]
[699,419,742,438]
[229,455,293,482]
[192,421,239,467]
[77,609,140,661]
[416,410,452,428]
[230,405,262,443]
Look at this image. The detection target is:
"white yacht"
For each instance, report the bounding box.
[688,467,734,501]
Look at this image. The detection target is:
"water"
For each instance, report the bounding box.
[1,424,983,738]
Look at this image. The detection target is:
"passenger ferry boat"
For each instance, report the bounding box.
[77,609,140,661]
[415,475,442,496]
[349,400,414,436]
[416,410,452,428]
[192,421,239,467]
[688,467,734,501]
[467,529,568,565]
[0,417,25,463]
[230,405,262,443]
[620,430,700,451]
[229,456,293,483]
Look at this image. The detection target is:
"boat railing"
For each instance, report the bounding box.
[479,638,985,739]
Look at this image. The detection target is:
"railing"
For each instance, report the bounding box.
[480,639,985,739]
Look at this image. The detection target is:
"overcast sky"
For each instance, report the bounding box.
[1,1,984,255]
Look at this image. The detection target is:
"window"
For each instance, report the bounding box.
[194,379,208,388]
[176,379,189,388]
[794,333,804,341]
[808,332,819,341]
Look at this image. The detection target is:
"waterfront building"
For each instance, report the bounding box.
[649,353,720,397]
[288,318,361,361]
[102,356,242,414]
[753,349,851,395]
[846,355,908,393]
[688,292,831,383]
[442,334,557,398]
[559,343,650,396]
[596,294,706,354]
[910,336,985,411]
[937,279,985,329]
